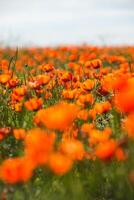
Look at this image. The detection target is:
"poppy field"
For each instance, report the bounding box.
[0,46,134,199]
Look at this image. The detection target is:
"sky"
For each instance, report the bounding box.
[0,0,134,46]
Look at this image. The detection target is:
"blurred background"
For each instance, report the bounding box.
[0,0,134,46]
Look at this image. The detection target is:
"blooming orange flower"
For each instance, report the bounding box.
[85,59,102,69]
[115,147,127,161]
[94,101,111,114]
[61,72,72,82]
[0,157,34,183]
[89,128,112,146]
[88,109,97,120]
[25,128,55,166]
[81,79,95,91]
[39,64,54,72]
[34,102,79,131]
[0,127,11,140]
[36,74,50,85]
[0,74,11,84]
[95,139,117,160]
[48,152,73,175]
[11,86,27,102]
[76,93,94,107]
[81,123,94,136]
[114,78,134,113]
[60,139,85,160]
[13,129,26,140]
[24,98,43,111]
[77,109,89,121]
[123,113,134,138]
[13,102,23,112]
[62,89,77,100]
[13,86,27,96]
[7,77,20,88]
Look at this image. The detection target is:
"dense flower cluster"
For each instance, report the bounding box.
[0,46,134,185]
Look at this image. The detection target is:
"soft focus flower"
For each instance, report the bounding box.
[95,139,117,160]
[123,113,134,138]
[60,139,85,160]
[0,157,34,183]
[34,102,79,131]
[48,152,73,175]
[13,129,26,140]
[114,78,134,113]
[25,128,55,165]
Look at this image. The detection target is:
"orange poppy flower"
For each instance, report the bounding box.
[0,156,34,183]
[114,77,134,113]
[24,98,43,111]
[81,123,94,136]
[94,101,111,114]
[13,86,27,96]
[36,74,50,85]
[48,152,73,175]
[88,109,97,120]
[0,127,11,140]
[95,139,117,160]
[7,77,19,88]
[89,128,112,146]
[123,113,134,138]
[13,129,26,140]
[25,128,55,166]
[0,74,11,84]
[60,139,85,160]
[77,109,89,121]
[62,89,77,100]
[81,79,95,91]
[14,102,23,112]
[34,102,79,131]
[85,59,102,69]
[39,64,54,72]
[115,147,127,161]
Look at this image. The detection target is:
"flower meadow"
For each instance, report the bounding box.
[0,46,134,199]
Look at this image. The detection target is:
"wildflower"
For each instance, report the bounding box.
[94,101,111,115]
[123,113,134,138]
[61,72,72,82]
[11,86,27,102]
[115,147,127,161]
[14,102,23,112]
[114,77,134,113]
[0,127,11,140]
[0,74,11,84]
[85,59,102,69]
[34,102,79,131]
[81,123,94,136]
[0,157,34,183]
[13,129,26,140]
[60,139,85,160]
[62,89,77,100]
[76,93,94,107]
[25,128,55,166]
[81,79,95,91]
[89,128,112,146]
[88,109,97,120]
[48,152,73,175]
[7,77,19,88]
[77,109,89,121]
[36,74,50,85]
[39,64,54,72]
[24,98,43,111]
[95,139,117,160]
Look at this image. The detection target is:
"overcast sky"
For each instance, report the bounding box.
[0,0,134,46]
